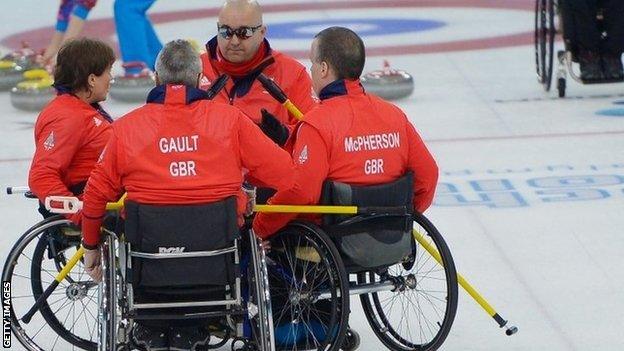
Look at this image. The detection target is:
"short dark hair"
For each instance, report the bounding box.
[314,27,365,80]
[53,38,115,93]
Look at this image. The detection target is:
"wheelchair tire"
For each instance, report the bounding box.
[99,234,119,351]
[248,229,276,351]
[266,221,349,351]
[2,216,99,351]
[535,0,556,91]
[358,213,458,351]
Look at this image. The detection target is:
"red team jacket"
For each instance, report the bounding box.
[200,38,316,127]
[81,84,296,247]
[29,93,113,203]
[253,79,439,238]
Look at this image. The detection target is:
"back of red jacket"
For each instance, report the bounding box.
[254,79,438,237]
[81,85,296,247]
[200,37,316,127]
[29,93,113,203]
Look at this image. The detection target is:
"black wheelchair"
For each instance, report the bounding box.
[535,0,624,97]
[262,173,459,351]
[92,197,284,351]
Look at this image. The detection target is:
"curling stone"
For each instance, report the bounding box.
[0,46,41,91]
[10,69,55,112]
[0,60,25,91]
[109,62,156,103]
[361,60,414,100]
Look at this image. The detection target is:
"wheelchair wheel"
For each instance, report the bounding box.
[99,234,120,351]
[535,0,556,91]
[1,216,98,350]
[266,221,349,351]
[358,213,458,351]
[248,230,276,351]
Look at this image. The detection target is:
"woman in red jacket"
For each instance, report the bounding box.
[28,38,115,218]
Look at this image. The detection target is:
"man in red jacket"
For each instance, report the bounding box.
[80,39,295,350]
[253,27,439,238]
[201,0,316,146]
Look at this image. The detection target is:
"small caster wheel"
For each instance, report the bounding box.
[557,77,566,98]
[341,328,361,351]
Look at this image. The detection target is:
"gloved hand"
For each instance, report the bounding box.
[259,109,289,146]
[82,246,102,282]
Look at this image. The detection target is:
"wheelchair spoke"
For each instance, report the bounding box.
[13,272,53,286]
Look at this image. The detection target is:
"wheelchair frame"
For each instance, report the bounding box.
[97,226,276,351]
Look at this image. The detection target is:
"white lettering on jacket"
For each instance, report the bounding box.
[159,135,199,153]
[344,133,400,152]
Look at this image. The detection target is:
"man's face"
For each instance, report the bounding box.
[217,8,265,63]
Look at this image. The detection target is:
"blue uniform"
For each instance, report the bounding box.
[114,0,162,73]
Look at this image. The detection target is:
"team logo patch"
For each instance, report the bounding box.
[298,145,308,164]
[93,117,102,127]
[43,131,55,150]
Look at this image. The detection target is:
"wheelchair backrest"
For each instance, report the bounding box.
[320,173,414,269]
[124,197,239,289]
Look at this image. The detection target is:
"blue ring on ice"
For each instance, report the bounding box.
[596,108,624,117]
[612,100,624,105]
[267,18,446,39]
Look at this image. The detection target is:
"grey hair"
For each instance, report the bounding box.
[155,39,202,86]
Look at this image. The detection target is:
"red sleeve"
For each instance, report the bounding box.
[81,130,124,247]
[406,122,438,213]
[28,112,85,202]
[285,67,316,125]
[253,124,329,238]
[238,113,295,192]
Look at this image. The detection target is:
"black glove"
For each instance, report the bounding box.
[259,109,289,146]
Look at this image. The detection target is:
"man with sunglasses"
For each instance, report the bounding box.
[200,0,316,147]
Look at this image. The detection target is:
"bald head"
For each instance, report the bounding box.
[216,0,266,63]
[219,0,263,27]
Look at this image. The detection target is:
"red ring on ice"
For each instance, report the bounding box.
[1,0,533,58]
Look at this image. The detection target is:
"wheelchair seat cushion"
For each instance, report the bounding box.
[321,173,414,269]
[125,197,239,289]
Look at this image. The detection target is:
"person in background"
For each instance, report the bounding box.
[113,0,162,75]
[39,0,98,66]
[560,0,624,81]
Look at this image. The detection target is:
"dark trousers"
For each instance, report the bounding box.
[561,0,624,55]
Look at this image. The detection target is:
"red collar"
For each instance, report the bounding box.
[213,40,271,78]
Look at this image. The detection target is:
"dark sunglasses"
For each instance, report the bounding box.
[217,24,263,40]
